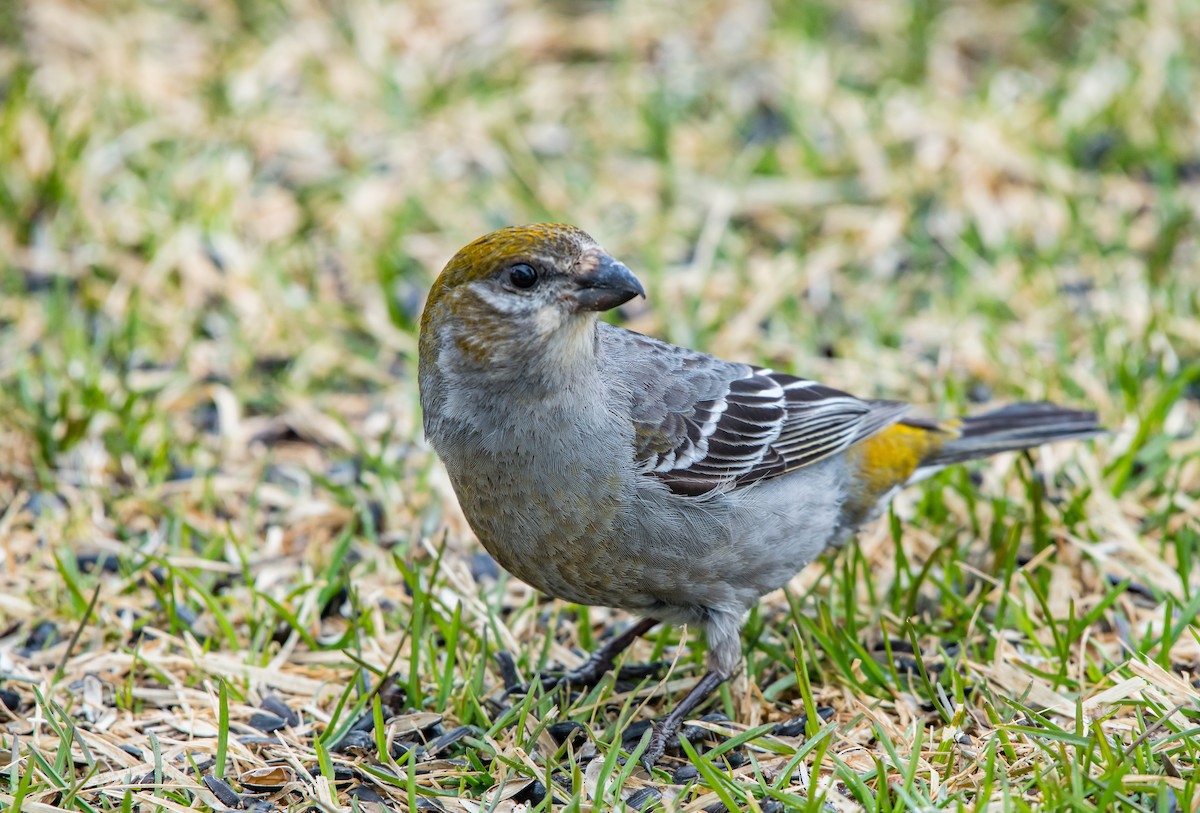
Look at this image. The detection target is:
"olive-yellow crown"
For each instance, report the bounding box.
[425,224,595,304]
[419,223,645,375]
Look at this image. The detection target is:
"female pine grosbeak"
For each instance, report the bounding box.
[418,223,1099,767]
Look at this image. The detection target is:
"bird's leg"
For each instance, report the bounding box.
[506,618,658,697]
[641,669,728,770]
[541,616,660,690]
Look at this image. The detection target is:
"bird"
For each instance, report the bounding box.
[417,223,1100,768]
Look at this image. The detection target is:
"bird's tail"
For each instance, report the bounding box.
[920,402,1101,469]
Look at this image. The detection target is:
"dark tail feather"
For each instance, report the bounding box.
[921,402,1102,467]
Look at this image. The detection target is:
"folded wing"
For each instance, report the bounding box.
[603,326,910,497]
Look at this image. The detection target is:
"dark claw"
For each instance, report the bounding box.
[641,720,673,772]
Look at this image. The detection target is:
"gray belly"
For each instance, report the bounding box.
[611,456,852,613]
[444,427,853,618]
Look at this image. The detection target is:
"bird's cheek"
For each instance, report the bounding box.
[531,305,569,336]
[450,331,495,367]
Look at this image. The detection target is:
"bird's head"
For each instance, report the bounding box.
[419,224,645,381]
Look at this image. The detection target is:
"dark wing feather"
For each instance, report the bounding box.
[601,325,909,497]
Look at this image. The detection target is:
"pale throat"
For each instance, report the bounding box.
[543,313,601,374]
[440,305,602,397]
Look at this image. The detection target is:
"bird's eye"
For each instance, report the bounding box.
[508,263,538,289]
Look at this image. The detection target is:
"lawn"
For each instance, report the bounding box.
[1,0,1198,810]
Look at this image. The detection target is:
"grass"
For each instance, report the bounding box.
[1,0,1198,810]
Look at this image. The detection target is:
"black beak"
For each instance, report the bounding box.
[573,254,646,312]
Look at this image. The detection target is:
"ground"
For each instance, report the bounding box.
[1,0,1199,810]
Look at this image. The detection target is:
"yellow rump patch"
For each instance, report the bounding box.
[847,421,959,511]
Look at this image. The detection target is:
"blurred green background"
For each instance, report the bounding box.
[1,0,1198,810]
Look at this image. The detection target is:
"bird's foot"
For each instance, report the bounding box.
[537,648,620,692]
[506,617,662,698]
[636,669,729,771]
[531,655,665,694]
[640,719,675,772]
